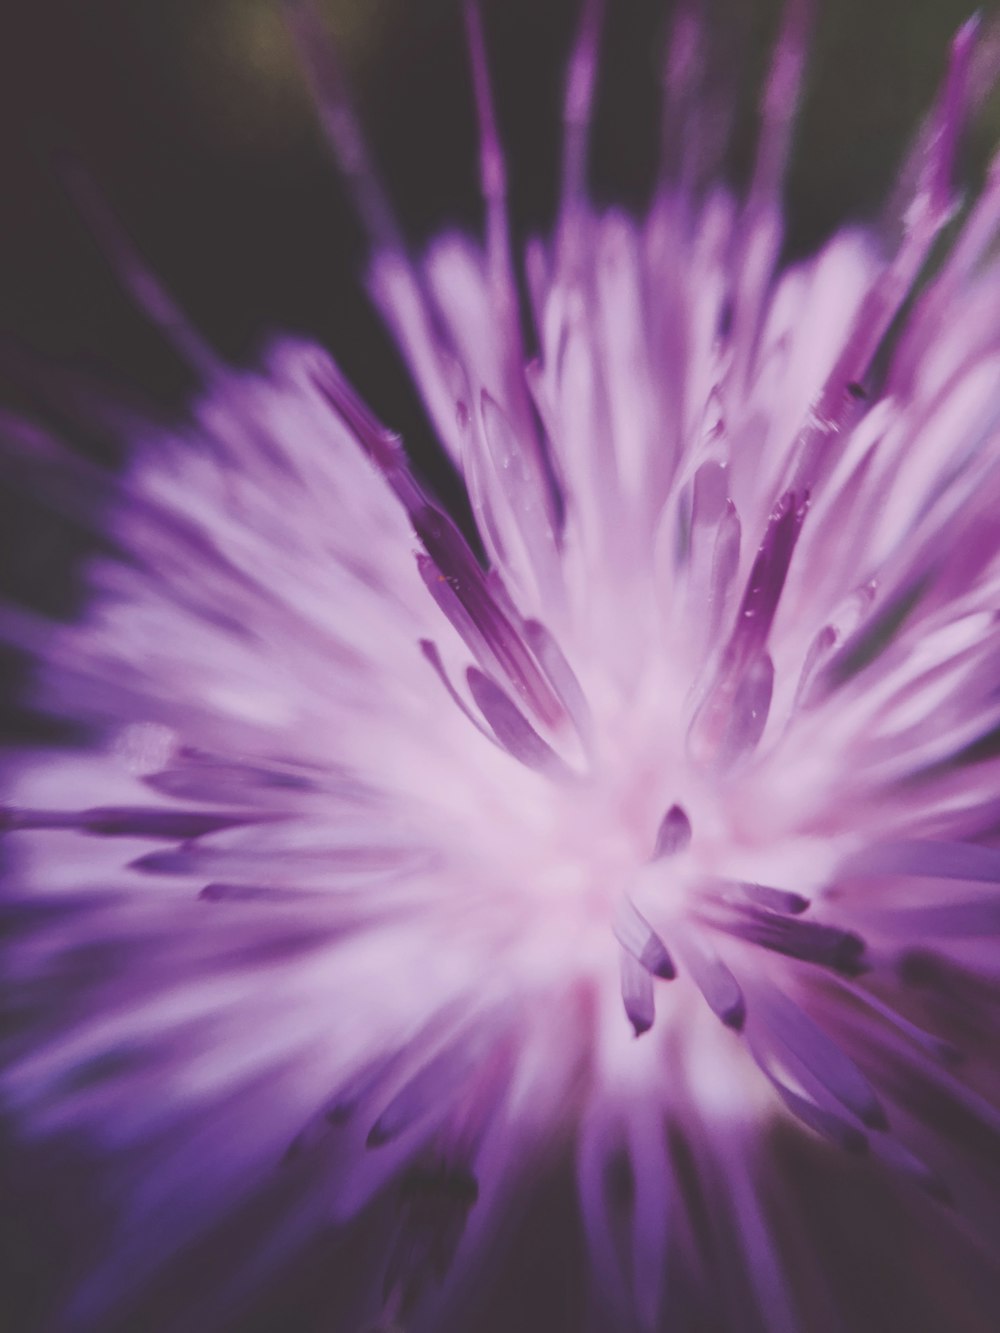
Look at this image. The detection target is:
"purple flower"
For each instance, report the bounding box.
[4,2,1000,1329]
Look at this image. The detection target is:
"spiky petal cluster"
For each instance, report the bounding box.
[4,3,1000,1330]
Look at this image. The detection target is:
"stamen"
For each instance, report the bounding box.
[728,0,814,381]
[82,807,254,839]
[683,463,737,659]
[626,1110,671,1329]
[892,143,1000,391]
[749,0,814,210]
[326,1046,422,1129]
[463,2,511,287]
[383,1156,480,1311]
[463,7,563,557]
[59,160,223,377]
[613,897,676,980]
[576,1111,635,1316]
[285,0,470,461]
[857,899,1000,937]
[282,0,404,252]
[131,840,423,882]
[659,3,702,186]
[792,624,838,710]
[708,502,742,640]
[416,555,510,690]
[418,639,499,744]
[832,980,961,1068]
[146,753,343,805]
[619,948,656,1037]
[822,577,929,690]
[788,18,981,495]
[653,804,692,859]
[727,910,867,976]
[729,491,809,670]
[738,882,809,916]
[314,365,564,726]
[199,883,325,904]
[725,650,775,760]
[842,838,1000,882]
[752,988,887,1129]
[523,619,594,751]
[689,488,805,766]
[480,390,563,605]
[367,1032,479,1148]
[688,649,776,769]
[560,0,606,229]
[466,668,572,779]
[675,929,745,1029]
[1,806,255,839]
[750,1043,869,1154]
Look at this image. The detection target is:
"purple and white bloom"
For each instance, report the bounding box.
[4,2,1000,1329]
